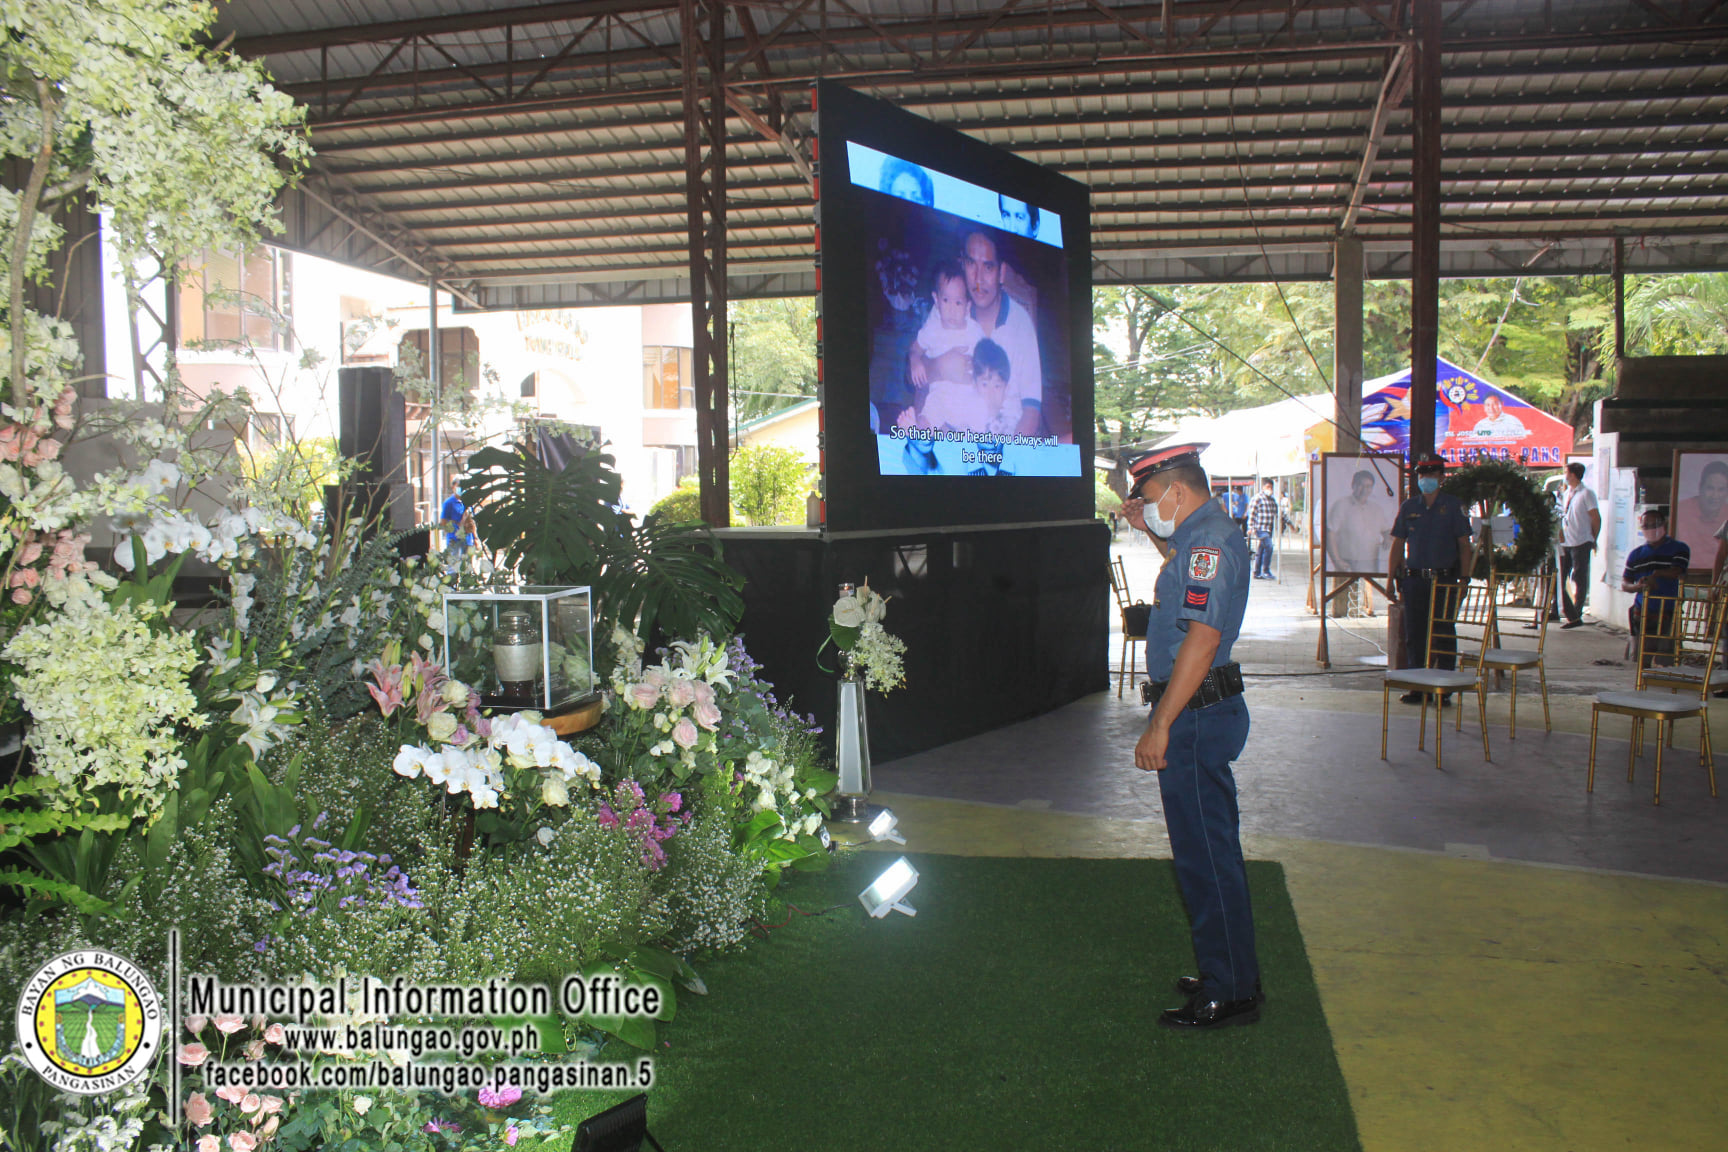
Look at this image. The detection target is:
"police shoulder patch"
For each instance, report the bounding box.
[1188,546,1221,581]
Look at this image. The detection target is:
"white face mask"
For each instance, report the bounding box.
[1146,484,1182,538]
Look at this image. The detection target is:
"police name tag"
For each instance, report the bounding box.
[1188,547,1221,581]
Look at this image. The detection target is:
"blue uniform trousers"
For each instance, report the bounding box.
[1155,694,1259,1002]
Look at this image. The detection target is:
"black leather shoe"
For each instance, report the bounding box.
[1176,976,1265,1003]
[1158,993,1261,1031]
[1398,691,1425,705]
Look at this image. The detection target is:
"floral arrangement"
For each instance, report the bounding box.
[597,779,687,871]
[828,582,907,693]
[2,595,202,811]
[376,642,603,818]
[603,629,730,783]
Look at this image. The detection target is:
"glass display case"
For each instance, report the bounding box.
[442,586,596,712]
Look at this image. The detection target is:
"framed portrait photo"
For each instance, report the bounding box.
[1669,449,1728,575]
[1321,453,1404,577]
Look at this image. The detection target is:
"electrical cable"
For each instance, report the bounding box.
[746,902,852,940]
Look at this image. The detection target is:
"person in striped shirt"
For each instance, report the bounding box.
[1248,480,1280,580]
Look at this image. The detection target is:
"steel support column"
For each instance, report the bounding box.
[683,0,730,527]
[1333,233,1364,455]
[1408,0,1442,459]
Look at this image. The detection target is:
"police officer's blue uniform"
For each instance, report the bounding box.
[1146,491,1259,1009]
[1390,487,1473,670]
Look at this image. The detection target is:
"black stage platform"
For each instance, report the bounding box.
[717,520,1109,763]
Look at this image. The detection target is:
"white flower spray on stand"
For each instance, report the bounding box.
[825,581,906,693]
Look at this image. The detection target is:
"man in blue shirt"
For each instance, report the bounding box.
[1121,443,1261,1031]
[439,481,467,573]
[1621,508,1690,659]
[1387,453,1475,704]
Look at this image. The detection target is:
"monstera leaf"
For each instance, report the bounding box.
[595,512,745,643]
[461,446,744,642]
[463,445,621,584]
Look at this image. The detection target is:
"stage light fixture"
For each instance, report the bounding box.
[573,1093,664,1152]
[859,856,919,918]
[867,807,905,845]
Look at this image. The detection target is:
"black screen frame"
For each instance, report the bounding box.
[815,80,1094,533]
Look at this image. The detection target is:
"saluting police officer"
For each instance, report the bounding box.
[1121,444,1262,1031]
[1386,452,1475,703]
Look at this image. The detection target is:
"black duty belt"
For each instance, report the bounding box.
[1141,662,1245,711]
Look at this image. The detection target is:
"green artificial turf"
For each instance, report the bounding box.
[555,853,1361,1151]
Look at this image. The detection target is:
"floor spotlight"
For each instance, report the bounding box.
[574,1093,665,1152]
[860,856,919,918]
[867,807,905,845]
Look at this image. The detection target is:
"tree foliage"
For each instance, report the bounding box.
[729,298,817,422]
[729,444,809,526]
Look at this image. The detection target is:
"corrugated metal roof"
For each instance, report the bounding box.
[218,0,1728,306]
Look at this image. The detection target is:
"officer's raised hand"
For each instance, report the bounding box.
[1121,495,1147,535]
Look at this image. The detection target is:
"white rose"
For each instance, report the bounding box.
[536,826,556,847]
[832,597,865,628]
[352,1097,374,1116]
[441,680,470,706]
[541,775,569,807]
[426,712,458,744]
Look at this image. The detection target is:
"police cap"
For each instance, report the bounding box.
[1126,443,1208,496]
[1411,451,1446,475]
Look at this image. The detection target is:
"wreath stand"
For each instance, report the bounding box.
[1316,575,1396,668]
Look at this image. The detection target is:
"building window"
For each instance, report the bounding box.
[520,372,537,398]
[400,329,481,396]
[178,247,288,350]
[643,346,694,410]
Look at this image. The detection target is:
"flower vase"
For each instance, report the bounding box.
[833,674,874,822]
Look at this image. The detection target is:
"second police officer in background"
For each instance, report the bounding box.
[1385,452,1475,705]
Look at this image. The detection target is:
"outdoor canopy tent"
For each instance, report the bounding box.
[1152,394,1335,479]
[1358,357,1575,467]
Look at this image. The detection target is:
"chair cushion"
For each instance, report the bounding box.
[1594,691,1705,715]
[1386,669,1479,690]
[1480,647,1542,668]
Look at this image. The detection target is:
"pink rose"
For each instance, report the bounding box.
[672,717,699,749]
[178,1043,209,1067]
[214,1014,246,1035]
[263,1023,286,1045]
[217,1085,246,1104]
[260,1097,284,1115]
[185,1094,214,1127]
[230,1132,258,1152]
[643,667,669,689]
[690,679,716,707]
[243,1039,265,1061]
[241,1094,262,1115]
[692,700,722,731]
[667,678,696,707]
[186,1016,209,1035]
[259,1116,280,1139]
[629,681,660,710]
[199,1136,221,1152]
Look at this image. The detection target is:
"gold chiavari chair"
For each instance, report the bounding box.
[1587,589,1723,805]
[1382,579,1492,770]
[1110,556,1149,699]
[1480,571,1555,738]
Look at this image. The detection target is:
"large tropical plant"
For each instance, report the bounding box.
[461,446,745,642]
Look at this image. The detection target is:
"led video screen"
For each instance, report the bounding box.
[817,81,1092,532]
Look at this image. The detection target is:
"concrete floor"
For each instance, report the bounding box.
[858,539,1728,1152]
